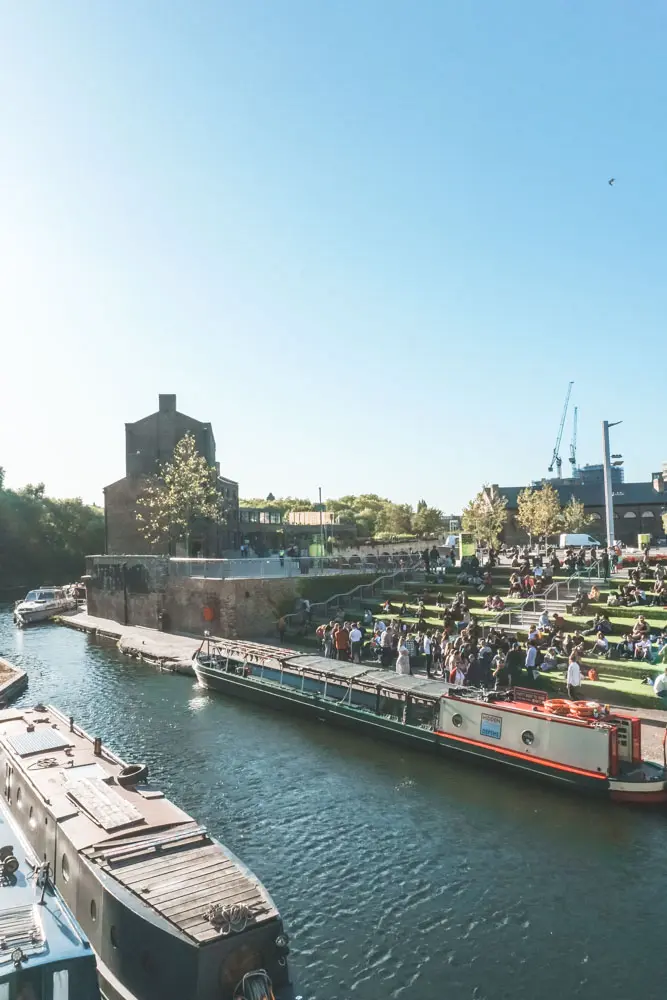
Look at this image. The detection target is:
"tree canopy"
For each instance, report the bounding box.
[136,434,225,549]
[0,477,104,587]
[517,483,563,542]
[560,496,595,533]
[462,486,508,546]
[239,492,445,539]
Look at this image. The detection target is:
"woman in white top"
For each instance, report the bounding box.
[395,638,411,675]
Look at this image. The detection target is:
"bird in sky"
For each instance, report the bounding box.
[608,178,615,186]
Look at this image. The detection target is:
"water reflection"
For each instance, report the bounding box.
[0,607,664,1000]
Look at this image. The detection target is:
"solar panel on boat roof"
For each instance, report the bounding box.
[7,727,73,757]
[67,777,145,832]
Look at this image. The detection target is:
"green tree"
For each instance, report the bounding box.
[517,483,562,546]
[136,434,225,552]
[412,504,444,537]
[462,486,508,546]
[560,496,595,533]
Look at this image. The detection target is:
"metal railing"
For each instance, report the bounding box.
[168,556,398,581]
[283,555,422,632]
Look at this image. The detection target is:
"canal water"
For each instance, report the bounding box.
[1,605,664,1000]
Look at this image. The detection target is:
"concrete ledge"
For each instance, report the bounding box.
[0,657,28,706]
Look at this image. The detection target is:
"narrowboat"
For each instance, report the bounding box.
[0,793,100,999]
[193,637,667,804]
[0,704,297,1000]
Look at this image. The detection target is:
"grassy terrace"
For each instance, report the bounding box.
[302,564,667,709]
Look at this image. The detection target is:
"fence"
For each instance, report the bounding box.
[168,555,408,581]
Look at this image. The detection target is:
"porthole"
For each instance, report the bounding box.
[90,899,97,922]
[452,714,463,728]
[61,854,70,882]
[521,730,535,746]
[110,926,118,949]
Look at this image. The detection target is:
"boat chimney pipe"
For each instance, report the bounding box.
[93,737,102,757]
[69,716,74,732]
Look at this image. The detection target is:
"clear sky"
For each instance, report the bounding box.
[1,1,665,512]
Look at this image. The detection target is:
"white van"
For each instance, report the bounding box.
[559,533,601,549]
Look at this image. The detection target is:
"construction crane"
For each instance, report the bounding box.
[569,406,578,473]
[548,381,573,478]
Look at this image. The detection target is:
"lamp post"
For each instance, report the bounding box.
[602,420,622,550]
[318,486,326,570]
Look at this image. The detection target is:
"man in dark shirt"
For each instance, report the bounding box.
[505,642,525,686]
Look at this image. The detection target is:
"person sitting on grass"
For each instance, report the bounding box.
[508,573,523,598]
[399,602,407,616]
[591,631,610,657]
[538,609,551,631]
[650,579,667,606]
[491,595,505,611]
[382,599,391,614]
[541,646,560,671]
[589,584,601,602]
[634,636,653,661]
[653,665,667,704]
[632,615,649,639]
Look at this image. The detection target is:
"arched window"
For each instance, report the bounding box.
[641,511,655,518]
[589,513,602,521]
[624,511,637,519]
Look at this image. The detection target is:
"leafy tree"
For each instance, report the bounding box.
[517,483,562,546]
[560,496,595,533]
[412,504,444,537]
[136,434,225,552]
[0,475,104,586]
[462,486,508,546]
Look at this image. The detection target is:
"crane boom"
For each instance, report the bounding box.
[548,381,573,478]
[569,406,578,470]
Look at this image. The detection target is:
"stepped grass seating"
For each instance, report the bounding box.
[302,560,667,710]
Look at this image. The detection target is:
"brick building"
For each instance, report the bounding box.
[104,394,239,555]
[496,471,667,547]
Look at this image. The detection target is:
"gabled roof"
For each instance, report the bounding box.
[499,481,665,509]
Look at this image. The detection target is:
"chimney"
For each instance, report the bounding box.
[652,473,664,493]
[159,394,176,413]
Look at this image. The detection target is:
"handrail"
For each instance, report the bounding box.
[282,555,421,630]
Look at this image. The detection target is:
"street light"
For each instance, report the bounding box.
[602,420,622,549]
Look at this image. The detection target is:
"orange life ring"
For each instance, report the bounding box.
[543,699,571,716]
[569,700,600,718]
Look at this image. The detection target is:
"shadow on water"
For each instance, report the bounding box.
[2,608,666,1000]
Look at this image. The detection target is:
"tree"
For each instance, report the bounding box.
[560,496,595,533]
[136,434,225,551]
[376,502,414,536]
[412,504,444,537]
[517,483,562,546]
[462,486,508,547]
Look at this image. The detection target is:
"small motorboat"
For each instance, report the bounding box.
[13,586,77,626]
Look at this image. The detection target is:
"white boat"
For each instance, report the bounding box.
[13,587,77,626]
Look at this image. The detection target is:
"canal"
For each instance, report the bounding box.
[1,605,664,999]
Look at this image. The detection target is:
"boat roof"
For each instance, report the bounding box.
[0,706,278,945]
[0,797,92,972]
[282,655,452,699]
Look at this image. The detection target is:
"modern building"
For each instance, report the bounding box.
[495,470,667,546]
[104,394,239,555]
[238,506,355,556]
[578,463,624,485]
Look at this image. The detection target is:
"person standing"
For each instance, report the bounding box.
[380,625,394,667]
[334,623,350,661]
[349,622,363,664]
[567,652,582,700]
[405,632,419,674]
[395,636,411,675]
[525,641,538,681]
[277,616,286,643]
[423,632,433,678]
[600,548,610,581]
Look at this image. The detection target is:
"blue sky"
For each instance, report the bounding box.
[1,1,665,511]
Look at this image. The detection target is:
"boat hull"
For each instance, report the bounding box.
[193,663,625,798]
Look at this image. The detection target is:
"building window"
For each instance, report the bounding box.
[624,511,637,519]
[270,512,281,524]
[248,511,259,523]
[641,511,655,518]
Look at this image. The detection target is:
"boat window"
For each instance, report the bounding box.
[25,591,39,601]
[61,853,70,881]
[90,899,97,921]
[16,786,21,808]
[0,983,7,1000]
[53,969,69,1000]
[110,925,119,948]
